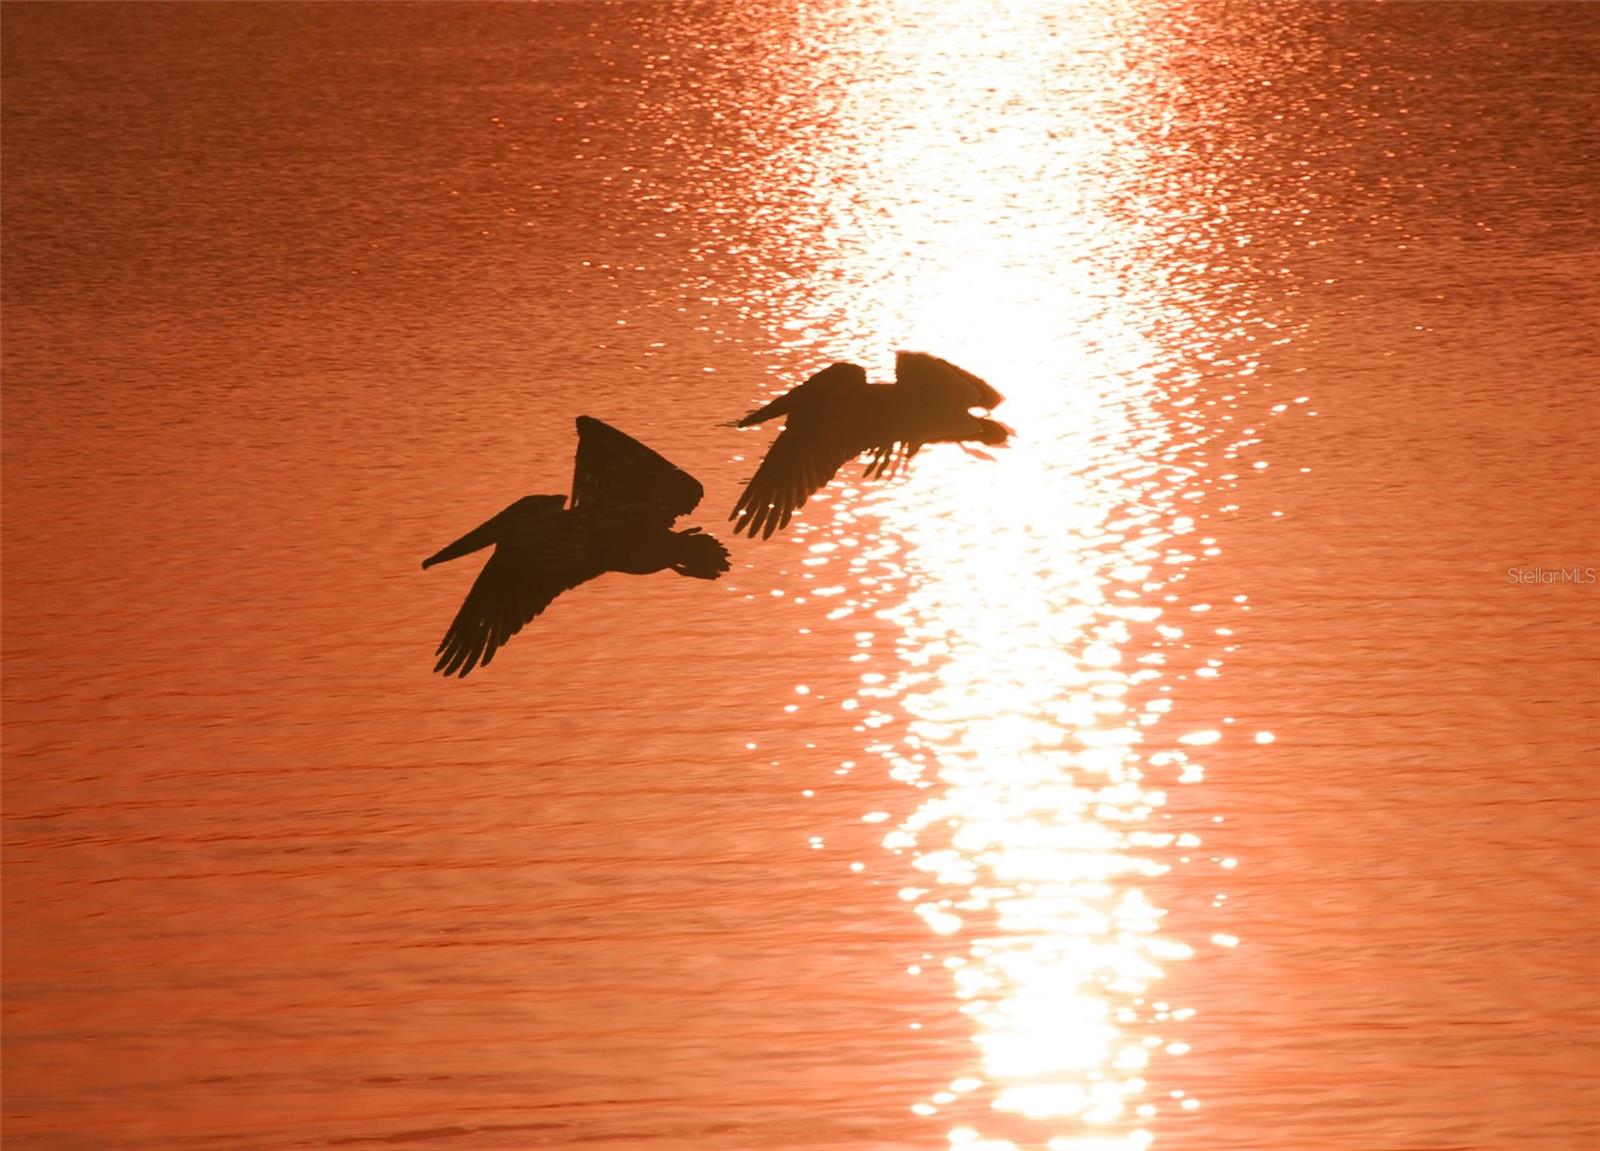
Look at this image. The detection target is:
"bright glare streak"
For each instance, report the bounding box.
[745,2,1264,1145]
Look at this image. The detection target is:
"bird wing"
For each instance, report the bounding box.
[730,362,873,539]
[432,508,602,678]
[570,415,703,530]
[735,361,870,427]
[422,494,566,569]
[894,351,1004,411]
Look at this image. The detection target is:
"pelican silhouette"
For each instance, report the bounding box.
[729,351,1010,538]
[422,416,730,677]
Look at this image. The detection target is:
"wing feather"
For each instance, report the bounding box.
[730,363,876,538]
[731,422,862,539]
[432,519,602,677]
[735,361,868,427]
[894,351,1004,410]
[571,416,703,529]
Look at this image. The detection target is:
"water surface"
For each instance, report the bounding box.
[4,4,1597,1150]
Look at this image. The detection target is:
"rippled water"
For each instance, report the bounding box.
[5,4,1597,1150]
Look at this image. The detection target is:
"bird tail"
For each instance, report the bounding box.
[670,528,731,579]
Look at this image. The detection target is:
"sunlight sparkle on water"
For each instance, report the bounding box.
[854,338,1211,1143]
[734,4,1275,1144]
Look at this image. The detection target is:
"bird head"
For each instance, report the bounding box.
[971,414,1013,446]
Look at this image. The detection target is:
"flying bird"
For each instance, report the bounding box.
[422,416,730,677]
[729,351,1010,538]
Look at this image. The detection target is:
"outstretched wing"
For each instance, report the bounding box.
[730,362,873,539]
[431,508,601,677]
[570,416,703,530]
[735,361,869,428]
[894,351,1004,411]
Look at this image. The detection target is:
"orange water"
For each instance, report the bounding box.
[4,4,1597,1150]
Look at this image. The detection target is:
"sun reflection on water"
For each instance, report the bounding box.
[840,394,1236,1151]
[769,339,1243,1150]
[709,2,1303,1144]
